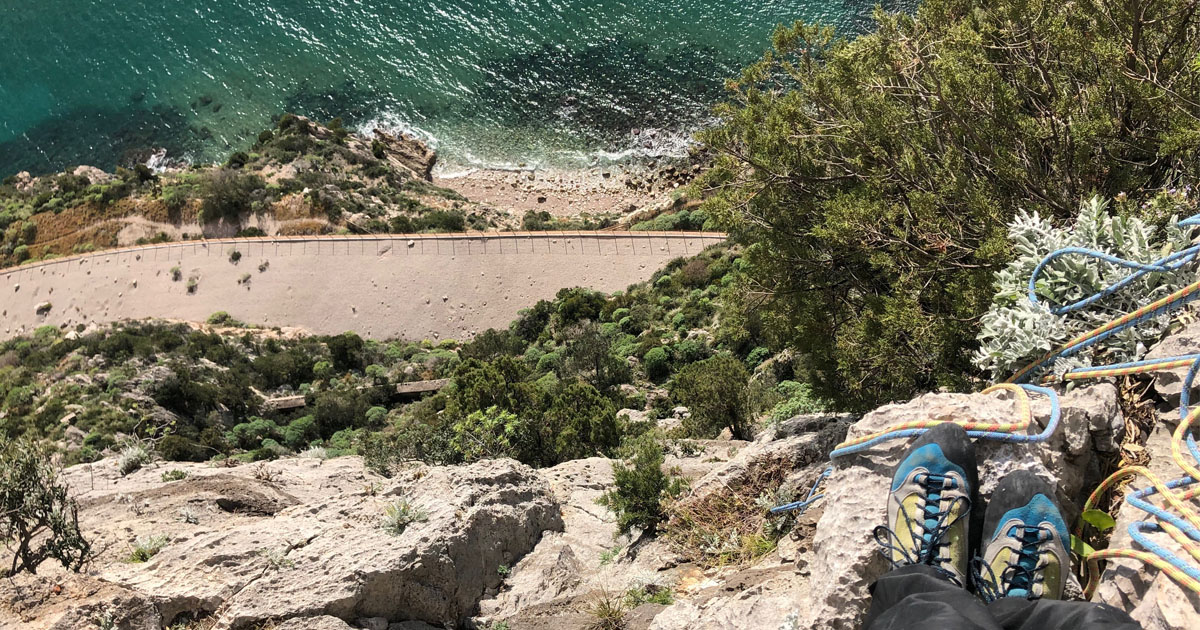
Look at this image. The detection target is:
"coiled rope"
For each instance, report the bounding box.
[1010,222,1200,598]
[816,213,1200,597]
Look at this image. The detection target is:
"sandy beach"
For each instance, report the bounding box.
[434,164,685,219]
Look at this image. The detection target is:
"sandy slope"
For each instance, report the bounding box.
[0,232,725,342]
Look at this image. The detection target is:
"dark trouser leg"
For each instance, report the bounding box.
[865,565,1003,630]
[988,596,1141,630]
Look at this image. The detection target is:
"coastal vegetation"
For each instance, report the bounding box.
[0,244,820,477]
[700,0,1200,408]
[0,115,484,268]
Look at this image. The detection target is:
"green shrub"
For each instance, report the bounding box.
[380,497,428,535]
[161,469,188,482]
[975,196,1195,380]
[597,436,683,536]
[698,0,1200,408]
[452,406,524,462]
[206,311,243,327]
[125,534,168,563]
[163,186,190,214]
[556,287,605,325]
[745,347,771,369]
[226,151,249,169]
[673,355,751,439]
[643,347,670,382]
[227,417,281,450]
[282,415,319,450]
[200,169,264,222]
[117,441,150,475]
[768,381,828,421]
[1,438,92,574]
[157,435,206,462]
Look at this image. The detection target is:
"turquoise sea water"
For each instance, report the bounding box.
[0,1,909,177]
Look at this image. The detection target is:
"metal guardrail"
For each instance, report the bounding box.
[0,231,728,277]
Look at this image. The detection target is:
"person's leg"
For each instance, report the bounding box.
[988,597,1141,630]
[866,564,1002,630]
[973,471,1140,630]
[867,423,989,629]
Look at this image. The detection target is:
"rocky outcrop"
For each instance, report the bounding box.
[0,573,161,630]
[289,116,436,182]
[24,456,562,630]
[797,384,1123,630]
[370,129,437,182]
[1143,325,1200,404]
[475,414,853,630]
[477,458,618,620]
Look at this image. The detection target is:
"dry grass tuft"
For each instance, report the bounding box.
[663,454,796,567]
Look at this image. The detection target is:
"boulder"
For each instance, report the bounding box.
[371,129,437,181]
[797,384,1121,630]
[59,456,560,630]
[275,616,355,630]
[0,573,161,630]
[477,458,617,619]
[1144,321,1200,404]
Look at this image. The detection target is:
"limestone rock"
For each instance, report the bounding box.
[372,129,437,181]
[72,165,115,185]
[648,565,806,630]
[477,458,616,619]
[618,408,650,426]
[56,456,560,630]
[676,414,852,506]
[0,573,161,630]
[275,616,355,630]
[1095,422,1200,628]
[1145,321,1200,404]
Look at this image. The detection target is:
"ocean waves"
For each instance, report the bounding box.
[0,0,907,176]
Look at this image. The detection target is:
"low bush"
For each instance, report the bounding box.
[673,355,751,439]
[125,534,168,563]
[117,441,150,475]
[597,436,683,536]
[160,469,188,482]
[1,438,92,575]
[380,497,428,535]
[200,169,265,222]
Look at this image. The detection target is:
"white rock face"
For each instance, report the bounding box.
[26,456,561,630]
[476,414,853,630]
[1144,321,1200,403]
[0,573,162,630]
[477,457,618,620]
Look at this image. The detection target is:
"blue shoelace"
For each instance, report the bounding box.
[874,472,969,586]
[972,525,1052,603]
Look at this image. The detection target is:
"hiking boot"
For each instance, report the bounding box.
[973,470,1070,602]
[874,423,978,586]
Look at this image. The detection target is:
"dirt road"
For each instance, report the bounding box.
[1,232,726,341]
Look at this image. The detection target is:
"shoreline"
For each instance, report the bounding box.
[433,159,700,220]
